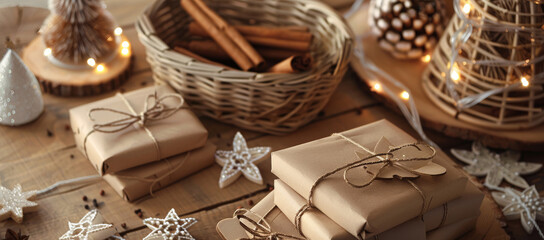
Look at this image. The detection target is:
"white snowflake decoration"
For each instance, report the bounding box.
[0,184,38,223]
[59,209,114,240]
[491,186,544,235]
[143,208,197,240]
[215,132,271,188]
[451,142,542,188]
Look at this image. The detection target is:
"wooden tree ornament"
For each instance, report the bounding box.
[21,0,132,97]
[422,0,544,129]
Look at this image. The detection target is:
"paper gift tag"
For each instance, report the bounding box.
[356,137,446,179]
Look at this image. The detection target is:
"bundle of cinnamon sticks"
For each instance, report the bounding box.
[178,0,313,73]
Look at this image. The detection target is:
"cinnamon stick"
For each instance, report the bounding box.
[178,40,308,60]
[189,22,312,42]
[173,46,235,70]
[180,0,264,71]
[189,22,312,51]
[268,55,313,73]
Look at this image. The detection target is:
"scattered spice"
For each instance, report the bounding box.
[82,195,88,201]
[64,124,71,131]
[268,186,274,191]
[92,199,99,208]
[247,199,254,206]
[46,130,53,137]
[121,223,127,229]
[134,209,142,214]
[70,154,75,159]
[137,212,143,218]
[100,190,105,196]
[84,204,90,210]
[4,229,29,240]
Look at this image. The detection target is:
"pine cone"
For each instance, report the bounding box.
[369,0,446,60]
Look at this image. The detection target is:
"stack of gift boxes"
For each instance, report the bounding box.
[69,85,215,202]
[218,120,484,240]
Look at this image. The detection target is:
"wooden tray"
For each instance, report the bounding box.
[347,5,544,151]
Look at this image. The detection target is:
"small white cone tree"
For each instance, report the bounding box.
[0,49,44,126]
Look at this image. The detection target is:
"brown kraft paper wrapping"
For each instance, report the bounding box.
[216,191,303,240]
[271,119,468,238]
[103,142,216,202]
[274,179,483,240]
[427,216,478,240]
[70,85,208,175]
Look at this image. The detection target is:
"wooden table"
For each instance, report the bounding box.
[0,1,541,239]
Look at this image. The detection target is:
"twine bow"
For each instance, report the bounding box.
[294,133,438,238]
[83,91,185,164]
[234,209,304,240]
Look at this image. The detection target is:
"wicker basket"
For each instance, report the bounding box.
[136,0,353,134]
[422,0,544,130]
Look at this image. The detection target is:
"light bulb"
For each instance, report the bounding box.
[121,48,130,56]
[87,58,96,67]
[96,64,105,73]
[462,3,471,14]
[400,91,410,100]
[372,83,381,92]
[521,77,530,87]
[43,48,52,56]
[114,27,123,36]
[451,63,461,82]
[421,54,431,63]
[121,41,130,48]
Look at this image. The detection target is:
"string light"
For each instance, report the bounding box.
[400,91,410,100]
[121,41,130,48]
[462,3,471,14]
[43,48,52,56]
[96,64,105,73]
[87,58,96,67]
[121,48,130,56]
[114,27,123,36]
[421,54,431,63]
[521,76,530,87]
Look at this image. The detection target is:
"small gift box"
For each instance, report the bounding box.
[271,119,468,239]
[103,142,216,202]
[70,85,208,174]
[274,179,483,240]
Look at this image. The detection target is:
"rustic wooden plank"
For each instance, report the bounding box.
[123,192,269,239]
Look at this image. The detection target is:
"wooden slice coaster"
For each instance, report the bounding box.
[347,5,544,151]
[22,36,133,97]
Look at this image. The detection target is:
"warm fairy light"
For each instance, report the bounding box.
[96,64,105,73]
[43,48,52,56]
[400,91,410,100]
[462,3,471,14]
[121,48,130,56]
[451,63,461,82]
[121,41,130,48]
[114,27,123,36]
[87,58,96,67]
[372,83,382,92]
[421,54,431,63]
[521,76,530,87]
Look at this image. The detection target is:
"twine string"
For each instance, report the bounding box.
[293,133,436,237]
[82,92,185,162]
[234,209,304,240]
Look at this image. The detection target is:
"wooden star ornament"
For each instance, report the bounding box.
[59,210,115,240]
[0,184,38,223]
[143,208,197,240]
[215,132,271,188]
[491,186,544,234]
[451,142,542,188]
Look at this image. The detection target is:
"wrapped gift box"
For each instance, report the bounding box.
[217,191,478,240]
[272,119,468,238]
[274,179,483,240]
[103,142,216,202]
[70,85,208,174]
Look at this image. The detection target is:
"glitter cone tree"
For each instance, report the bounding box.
[41,0,118,66]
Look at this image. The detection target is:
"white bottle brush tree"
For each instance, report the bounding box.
[40,0,119,66]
